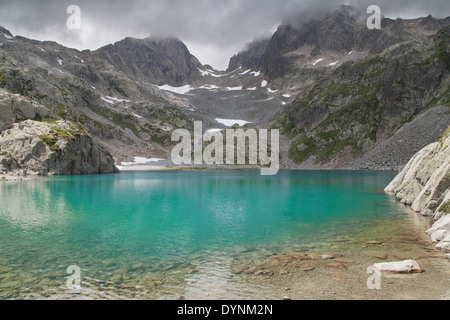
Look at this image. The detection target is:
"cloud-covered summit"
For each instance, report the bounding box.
[0,0,449,69]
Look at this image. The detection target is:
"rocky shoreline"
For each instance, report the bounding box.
[385,128,450,252]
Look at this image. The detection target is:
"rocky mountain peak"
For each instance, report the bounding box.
[227,38,270,71]
[96,35,201,86]
[228,6,450,80]
[419,14,450,31]
[0,27,14,40]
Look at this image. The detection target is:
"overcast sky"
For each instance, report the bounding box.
[0,0,449,70]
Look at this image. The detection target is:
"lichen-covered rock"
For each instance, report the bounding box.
[0,119,119,175]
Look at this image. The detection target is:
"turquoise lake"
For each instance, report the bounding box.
[0,170,431,299]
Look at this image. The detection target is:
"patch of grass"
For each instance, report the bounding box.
[55,103,67,117]
[288,133,317,164]
[35,94,47,100]
[279,118,294,135]
[112,114,138,135]
[432,40,450,68]
[0,151,18,165]
[39,121,88,152]
[0,75,7,87]
[317,129,340,142]
[439,201,450,214]
[53,84,68,97]
[39,134,60,151]
[41,118,58,125]
[90,105,139,135]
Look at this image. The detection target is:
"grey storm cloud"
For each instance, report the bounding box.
[0,0,449,69]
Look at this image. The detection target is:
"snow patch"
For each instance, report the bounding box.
[121,157,164,166]
[74,56,84,63]
[261,80,268,88]
[198,68,236,78]
[198,68,211,76]
[328,61,339,66]
[267,88,278,93]
[239,69,251,75]
[250,71,261,77]
[246,87,257,91]
[282,94,291,98]
[2,33,13,40]
[205,128,223,134]
[225,86,243,91]
[57,59,63,66]
[215,118,252,127]
[133,113,143,119]
[313,58,324,66]
[158,84,193,95]
[105,96,131,103]
[38,47,45,52]
[101,97,114,104]
[199,84,220,90]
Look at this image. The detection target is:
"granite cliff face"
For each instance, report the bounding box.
[385,128,450,251]
[274,24,450,169]
[0,119,118,176]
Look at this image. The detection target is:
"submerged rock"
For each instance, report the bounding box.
[324,262,347,270]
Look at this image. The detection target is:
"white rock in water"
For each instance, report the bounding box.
[426,215,450,250]
[436,233,450,251]
[373,260,422,274]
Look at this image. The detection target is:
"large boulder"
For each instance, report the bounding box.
[0,119,119,175]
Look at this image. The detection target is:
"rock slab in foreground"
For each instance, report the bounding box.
[0,120,119,176]
[373,260,422,274]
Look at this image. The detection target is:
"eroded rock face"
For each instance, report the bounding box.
[0,91,49,131]
[385,128,450,251]
[0,120,119,176]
